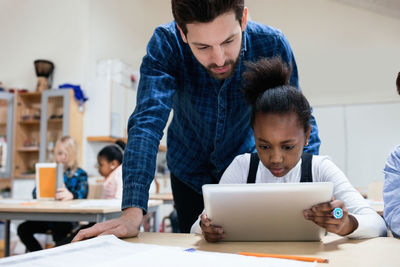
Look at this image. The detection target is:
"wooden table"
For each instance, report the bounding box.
[126,232,400,266]
[0,199,162,257]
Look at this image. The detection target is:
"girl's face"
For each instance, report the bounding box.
[55,145,69,166]
[253,112,311,177]
[97,156,117,177]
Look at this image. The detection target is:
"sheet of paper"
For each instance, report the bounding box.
[0,235,316,267]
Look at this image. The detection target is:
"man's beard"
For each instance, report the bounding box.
[200,42,242,80]
[205,56,240,80]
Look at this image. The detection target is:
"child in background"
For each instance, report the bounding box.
[97,140,125,199]
[57,140,126,245]
[191,57,387,242]
[17,136,88,251]
[383,72,400,238]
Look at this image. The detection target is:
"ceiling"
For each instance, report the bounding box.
[330,0,400,19]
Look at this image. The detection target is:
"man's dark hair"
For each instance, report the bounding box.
[171,0,244,35]
[396,72,400,95]
[242,57,311,133]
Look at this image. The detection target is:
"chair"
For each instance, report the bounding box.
[367,181,384,202]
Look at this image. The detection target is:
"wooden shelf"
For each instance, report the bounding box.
[17,147,40,152]
[47,118,63,123]
[14,174,35,179]
[87,136,167,152]
[18,91,41,98]
[18,120,40,125]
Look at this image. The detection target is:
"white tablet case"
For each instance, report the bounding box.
[202,182,333,241]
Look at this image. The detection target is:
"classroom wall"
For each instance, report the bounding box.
[313,102,400,190]
[0,0,90,89]
[1,0,399,191]
[246,0,400,105]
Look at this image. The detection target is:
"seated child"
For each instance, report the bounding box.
[17,136,88,251]
[57,140,125,245]
[191,57,387,242]
[383,72,400,238]
[97,140,125,199]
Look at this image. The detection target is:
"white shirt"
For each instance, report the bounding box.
[191,154,387,239]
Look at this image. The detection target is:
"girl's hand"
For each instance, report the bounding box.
[55,187,73,201]
[303,199,358,236]
[200,214,225,242]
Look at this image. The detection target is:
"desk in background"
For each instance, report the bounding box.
[149,193,174,204]
[126,232,399,267]
[0,199,162,257]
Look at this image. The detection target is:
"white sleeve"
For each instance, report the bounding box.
[191,154,250,234]
[219,154,250,184]
[190,209,205,234]
[314,156,387,239]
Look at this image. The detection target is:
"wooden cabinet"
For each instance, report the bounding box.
[12,92,42,179]
[12,89,83,179]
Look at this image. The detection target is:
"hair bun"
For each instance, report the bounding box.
[115,140,126,151]
[242,57,291,105]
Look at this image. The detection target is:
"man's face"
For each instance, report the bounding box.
[179,9,247,80]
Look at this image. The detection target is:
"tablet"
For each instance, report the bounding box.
[202,182,333,241]
[35,163,57,199]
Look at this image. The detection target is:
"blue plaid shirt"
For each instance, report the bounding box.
[33,167,88,199]
[123,21,321,212]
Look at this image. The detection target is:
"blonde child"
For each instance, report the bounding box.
[17,136,88,251]
[191,57,387,242]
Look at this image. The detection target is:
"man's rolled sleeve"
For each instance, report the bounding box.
[121,25,178,214]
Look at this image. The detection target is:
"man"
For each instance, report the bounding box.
[74,0,320,240]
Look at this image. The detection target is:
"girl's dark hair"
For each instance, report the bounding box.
[98,140,126,164]
[242,57,311,133]
[171,0,244,35]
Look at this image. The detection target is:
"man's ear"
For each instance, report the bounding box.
[177,24,188,43]
[241,7,248,32]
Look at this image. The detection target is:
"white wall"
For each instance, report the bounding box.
[0,0,90,89]
[314,102,400,190]
[246,0,400,105]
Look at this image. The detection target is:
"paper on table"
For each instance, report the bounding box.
[0,235,316,267]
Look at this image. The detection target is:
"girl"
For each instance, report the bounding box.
[57,140,126,245]
[191,57,387,242]
[18,136,88,251]
[97,140,125,199]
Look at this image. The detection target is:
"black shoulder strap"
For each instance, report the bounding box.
[247,153,259,183]
[300,152,313,183]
